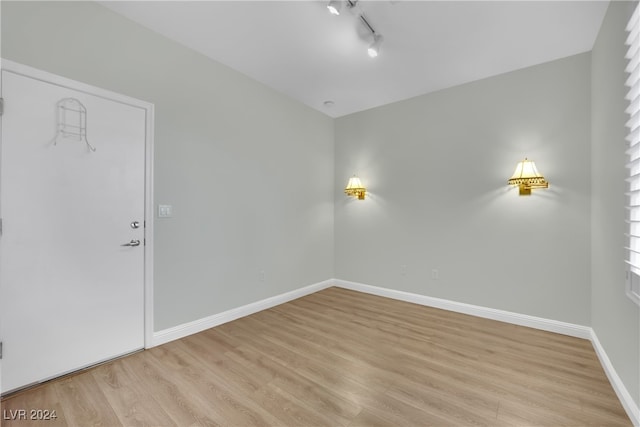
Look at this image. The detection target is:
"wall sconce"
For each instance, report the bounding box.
[345,175,366,200]
[508,158,549,196]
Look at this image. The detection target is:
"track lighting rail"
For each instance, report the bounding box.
[359,15,376,35]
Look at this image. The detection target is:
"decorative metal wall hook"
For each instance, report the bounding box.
[52,98,96,152]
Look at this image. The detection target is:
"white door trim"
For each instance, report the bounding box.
[0,58,155,349]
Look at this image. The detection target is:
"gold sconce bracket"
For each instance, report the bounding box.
[519,184,531,196]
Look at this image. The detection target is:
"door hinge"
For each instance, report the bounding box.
[0,342,3,360]
[0,218,3,236]
[0,98,4,116]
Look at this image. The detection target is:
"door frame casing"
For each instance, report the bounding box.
[0,58,155,349]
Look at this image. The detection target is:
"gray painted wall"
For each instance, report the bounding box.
[1,1,335,331]
[591,0,640,407]
[335,53,592,325]
[2,0,638,410]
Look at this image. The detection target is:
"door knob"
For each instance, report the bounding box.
[121,239,141,247]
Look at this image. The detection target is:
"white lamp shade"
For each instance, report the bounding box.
[509,159,543,180]
[345,176,364,190]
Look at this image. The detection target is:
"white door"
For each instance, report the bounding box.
[0,66,148,394]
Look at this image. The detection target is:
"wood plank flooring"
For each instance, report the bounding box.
[1,287,632,426]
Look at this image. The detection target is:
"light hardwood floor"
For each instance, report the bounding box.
[1,287,632,426]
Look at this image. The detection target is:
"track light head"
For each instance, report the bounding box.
[368,34,383,58]
[327,0,341,15]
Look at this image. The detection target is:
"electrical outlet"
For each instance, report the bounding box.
[400,265,407,276]
[432,269,439,280]
[158,204,173,218]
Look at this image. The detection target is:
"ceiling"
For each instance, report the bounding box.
[100,1,609,118]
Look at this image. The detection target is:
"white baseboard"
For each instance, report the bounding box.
[333,279,592,339]
[590,330,640,427]
[151,279,333,346]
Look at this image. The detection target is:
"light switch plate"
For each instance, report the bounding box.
[158,204,173,218]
